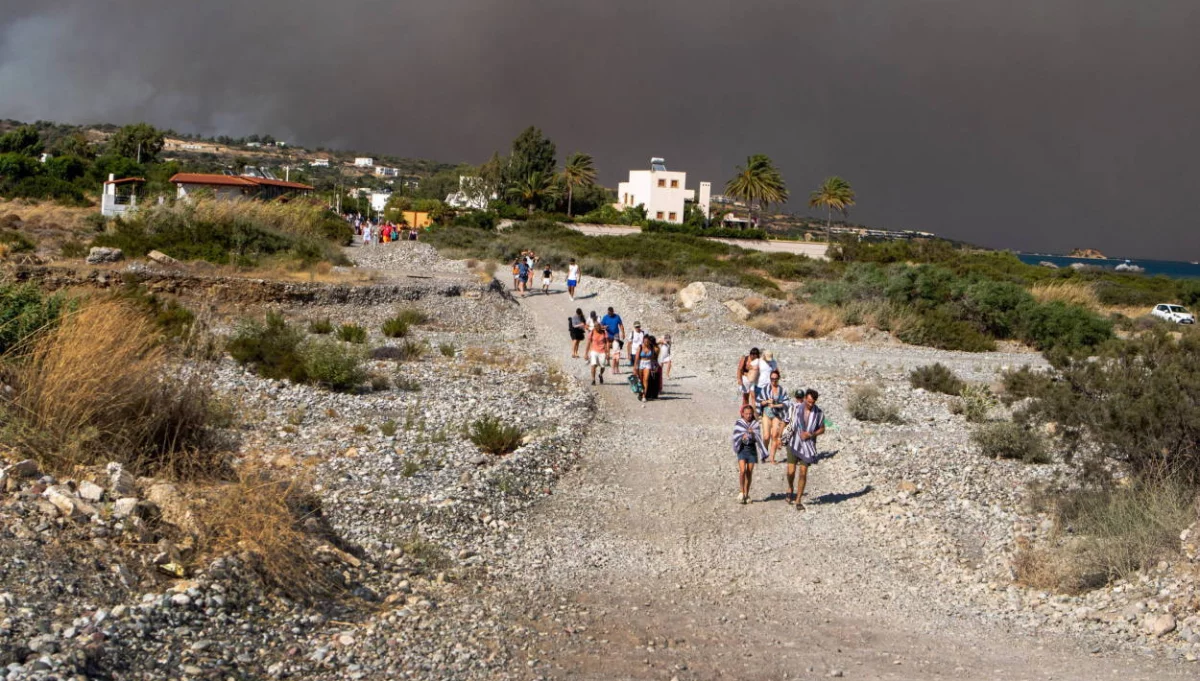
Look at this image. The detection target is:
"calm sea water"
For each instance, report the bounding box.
[1016,254,1200,279]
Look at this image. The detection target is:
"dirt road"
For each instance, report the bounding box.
[498,282,1185,680]
[551,223,830,259]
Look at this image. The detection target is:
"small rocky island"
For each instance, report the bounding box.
[1070,248,1107,259]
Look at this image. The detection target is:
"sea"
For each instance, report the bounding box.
[1016,253,1200,279]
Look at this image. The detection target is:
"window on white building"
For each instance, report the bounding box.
[656,211,664,219]
[670,180,679,188]
[657,179,666,188]
[669,212,677,221]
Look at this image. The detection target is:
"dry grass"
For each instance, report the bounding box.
[202,463,341,600]
[1031,281,1101,310]
[632,279,681,297]
[749,303,843,338]
[149,197,334,240]
[464,345,527,370]
[4,299,218,478]
[0,198,95,233]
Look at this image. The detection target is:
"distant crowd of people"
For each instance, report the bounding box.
[567,306,671,402]
[512,250,581,300]
[349,213,419,245]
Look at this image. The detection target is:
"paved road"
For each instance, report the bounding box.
[498,280,1186,680]
[505,221,830,259]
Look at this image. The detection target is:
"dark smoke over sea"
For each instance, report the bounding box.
[2,1,1199,259]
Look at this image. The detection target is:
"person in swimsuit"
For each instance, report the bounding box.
[731,404,768,504]
[736,348,760,407]
[758,370,788,463]
[636,335,656,403]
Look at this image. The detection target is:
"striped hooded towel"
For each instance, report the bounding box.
[783,402,824,465]
[731,418,770,463]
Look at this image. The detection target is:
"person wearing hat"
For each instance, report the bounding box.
[781,388,825,509]
[627,321,646,368]
[753,350,779,406]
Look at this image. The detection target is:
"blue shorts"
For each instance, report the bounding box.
[567,279,577,287]
[736,450,758,463]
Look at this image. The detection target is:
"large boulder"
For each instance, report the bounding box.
[678,282,708,310]
[86,247,124,264]
[723,299,751,321]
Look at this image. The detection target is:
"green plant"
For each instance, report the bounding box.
[227,311,308,383]
[848,385,902,423]
[468,415,525,455]
[895,308,996,352]
[369,373,391,391]
[401,460,421,477]
[1018,301,1112,354]
[394,377,422,392]
[336,323,367,344]
[307,317,333,334]
[302,339,366,392]
[908,363,965,395]
[380,420,397,437]
[955,384,997,423]
[286,407,306,426]
[381,317,410,338]
[971,421,1050,463]
[0,283,69,355]
[438,342,456,358]
[396,340,426,362]
[0,229,36,253]
[394,308,429,326]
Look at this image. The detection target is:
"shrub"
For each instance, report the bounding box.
[59,238,88,258]
[749,304,842,339]
[1017,301,1112,354]
[369,373,391,391]
[396,340,426,362]
[228,311,308,383]
[336,323,367,344]
[0,283,69,355]
[302,339,366,392]
[970,421,1050,463]
[115,285,195,342]
[380,420,397,437]
[895,308,996,352]
[954,384,997,423]
[439,342,456,358]
[381,317,410,338]
[909,363,965,395]
[1016,330,1200,484]
[468,415,524,455]
[3,300,218,478]
[0,229,36,253]
[848,385,902,423]
[961,280,1035,339]
[394,308,429,326]
[307,317,333,334]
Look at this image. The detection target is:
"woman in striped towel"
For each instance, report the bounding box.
[731,404,769,504]
[782,388,825,510]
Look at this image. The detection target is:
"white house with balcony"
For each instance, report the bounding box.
[615,158,710,224]
[100,174,145,218]
[353,157,374,168]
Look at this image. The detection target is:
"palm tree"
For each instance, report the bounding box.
[561,152,596,218]
[506,171,560,217]
[724,154,788,227]
[808,176,856,242]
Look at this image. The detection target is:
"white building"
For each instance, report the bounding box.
[370,191,392,213]
[445,175,495,211]
[615,158,708,224]
[353,157,374,168]
[375,166,399,177]
[310,158,330,167]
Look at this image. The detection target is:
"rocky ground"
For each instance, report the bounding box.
[1,240,1197,680]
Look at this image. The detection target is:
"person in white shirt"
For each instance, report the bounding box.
[754,350,778,405]
[627,322,646,367]
[566,258,581,300]
[658,333,673,380]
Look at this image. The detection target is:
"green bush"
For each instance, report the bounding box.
[336,323,367,344]
[381,317,410,338]
[895,308,996,352]
[971,421,1050,463]
[438,342,456,358]
[451,211,498,230]
[961,280,1035,339]
[953,384,997,423]
[1017,301,1111,354]
[0,229,36,253]
[302,339,366,392]
[394,308,429,326]
[468,415,525,455]
[848,385,902,423]
[0,283,69,355]
[909,363,964,395]
[227,311,308,383]
[307,317,333,334]
[59,239,88,258]
[1016,330,1200,485]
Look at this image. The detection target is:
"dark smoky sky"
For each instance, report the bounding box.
[2,1,1199,259]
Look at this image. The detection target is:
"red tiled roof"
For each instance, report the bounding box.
[169,173,256,187]
[104,176,146,185]
[167,173,313,191]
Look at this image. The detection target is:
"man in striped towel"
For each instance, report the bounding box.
[731,404,769,504]
[782,388,825,510]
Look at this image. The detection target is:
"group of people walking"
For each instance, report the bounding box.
[351,214,418,245]
[514,252,582,300]
[569,306,672,403]
[731,346,825,510]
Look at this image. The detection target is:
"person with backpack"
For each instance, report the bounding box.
[731,404,768,504]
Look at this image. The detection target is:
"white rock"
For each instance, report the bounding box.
[677,282,708,309]
[112,498,139,518]
[77,481,105,503]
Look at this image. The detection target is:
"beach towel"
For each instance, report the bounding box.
[782,402,824,465]
[731,418,769,463]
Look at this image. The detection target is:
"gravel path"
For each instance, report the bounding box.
[496,279,1190,680]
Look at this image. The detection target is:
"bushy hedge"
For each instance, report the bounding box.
[0,283,69,355]
[642,220,767,240]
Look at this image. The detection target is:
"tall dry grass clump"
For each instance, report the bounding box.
[181,198,335,240]
[5,299,217,477]
[750,304,843,338]
[1031,281,1101,311]
[203,463,341,600]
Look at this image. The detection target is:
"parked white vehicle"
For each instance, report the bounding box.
[1151,303,1195,324]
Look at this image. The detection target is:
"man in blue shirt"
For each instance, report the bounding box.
[600,307,624,352]
[516,259,530,297]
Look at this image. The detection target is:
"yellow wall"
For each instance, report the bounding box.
[401,211,432,228]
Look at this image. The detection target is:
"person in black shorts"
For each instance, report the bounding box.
[731,404,768,504]
[569,307,587,358]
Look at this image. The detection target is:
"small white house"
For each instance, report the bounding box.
[374,166,398,177]
[310,158,330,167]
[615,157,706,224]
[100,174,144,218]
[445,175,495,211]
[353,157,374,168]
